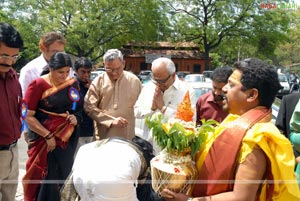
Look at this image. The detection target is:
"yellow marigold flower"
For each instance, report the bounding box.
[162,123,171,134]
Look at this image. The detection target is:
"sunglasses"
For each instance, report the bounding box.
[151,74,172,84]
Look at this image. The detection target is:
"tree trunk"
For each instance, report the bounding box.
[203,49,210,70]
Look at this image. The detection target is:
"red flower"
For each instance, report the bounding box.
[174,167,180,173]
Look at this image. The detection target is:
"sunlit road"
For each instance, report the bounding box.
[18,134,28,170]
[16,134,28,201]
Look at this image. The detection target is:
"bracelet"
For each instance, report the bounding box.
[187,198,193,201]
[44,132,54,140]
[161,106,167,113]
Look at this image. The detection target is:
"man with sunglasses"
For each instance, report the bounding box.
[84,49,142,140]
[134,57,196,155]
[0,22,24,201]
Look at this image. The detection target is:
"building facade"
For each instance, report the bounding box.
[122,42,207,74]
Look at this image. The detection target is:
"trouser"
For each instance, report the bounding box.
[0,145,19,201]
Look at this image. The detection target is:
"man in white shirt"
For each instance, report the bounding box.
[19,32,74,96]
[134,57,196,154]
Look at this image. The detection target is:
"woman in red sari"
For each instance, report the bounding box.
[23,52,81,201]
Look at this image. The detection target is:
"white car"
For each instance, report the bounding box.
[184,74,211,88]
[184,74,212,99]
[90,69,105,80]
[277,73,290,97]
[193,87,212,99]
[138,70,152,84]
[203,70,213,79]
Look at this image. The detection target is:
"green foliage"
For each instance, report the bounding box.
[247,7,289,61]
[145,113,218,158]
[145,113,169,149]
[209,53,225,69]
[4,0,171,64]
[164,0,291,68]
[275,9,300,66]
[0,0,296,69]
[165,0,257,69]
[0,6,40,70]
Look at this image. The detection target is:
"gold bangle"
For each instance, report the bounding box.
[161,106,167,113]
[44,132,54,140]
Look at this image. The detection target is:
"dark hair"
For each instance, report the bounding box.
[132,136,159,201]
[132,136,154,168]
[74,57,92,71]
[234,58,282,108]
[211,66,233,83]
[0,23,23,48]
[49,52,72,70]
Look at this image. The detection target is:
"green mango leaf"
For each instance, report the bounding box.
[145,115,218,158]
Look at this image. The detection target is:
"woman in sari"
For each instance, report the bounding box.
[22,52,81,201]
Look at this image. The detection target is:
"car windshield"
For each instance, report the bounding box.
[90,71,104,80]
[194,88,211,99]
[203,71,213,79]
[278,74,288,82]
[140,71,151,75]
[185,75,204,82]
[177,72,189,77]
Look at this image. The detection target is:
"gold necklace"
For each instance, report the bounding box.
[48,74,57,87]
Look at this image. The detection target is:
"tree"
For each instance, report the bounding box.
[163,0,290,69]
[275,9,300,67]
[0,1,40,71]
[248,7,289,63]
[213,6,290,66]
[4,0,171,64]
[163,0,258,69]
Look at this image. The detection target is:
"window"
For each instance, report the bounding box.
[193,64,201,73]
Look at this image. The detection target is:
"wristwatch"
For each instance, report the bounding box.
[187,198,193,201]
[161,105,167,113]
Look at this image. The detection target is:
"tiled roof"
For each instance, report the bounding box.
[124,41,198,48]
[122,41,204,59]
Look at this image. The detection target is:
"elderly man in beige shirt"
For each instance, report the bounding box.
[84,49,142,140]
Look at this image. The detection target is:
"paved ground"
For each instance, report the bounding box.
[15,134,27,201]
[15,169,25,201]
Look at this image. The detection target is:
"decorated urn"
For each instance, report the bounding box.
[146,91,217,196]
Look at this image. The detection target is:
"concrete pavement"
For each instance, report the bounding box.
[15,169,25,201]
[15,133,27,201]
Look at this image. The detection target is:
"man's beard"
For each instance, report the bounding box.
[81,80,89,84]
[214,94,225,102]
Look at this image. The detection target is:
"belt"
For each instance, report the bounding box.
[0,140,17,151]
